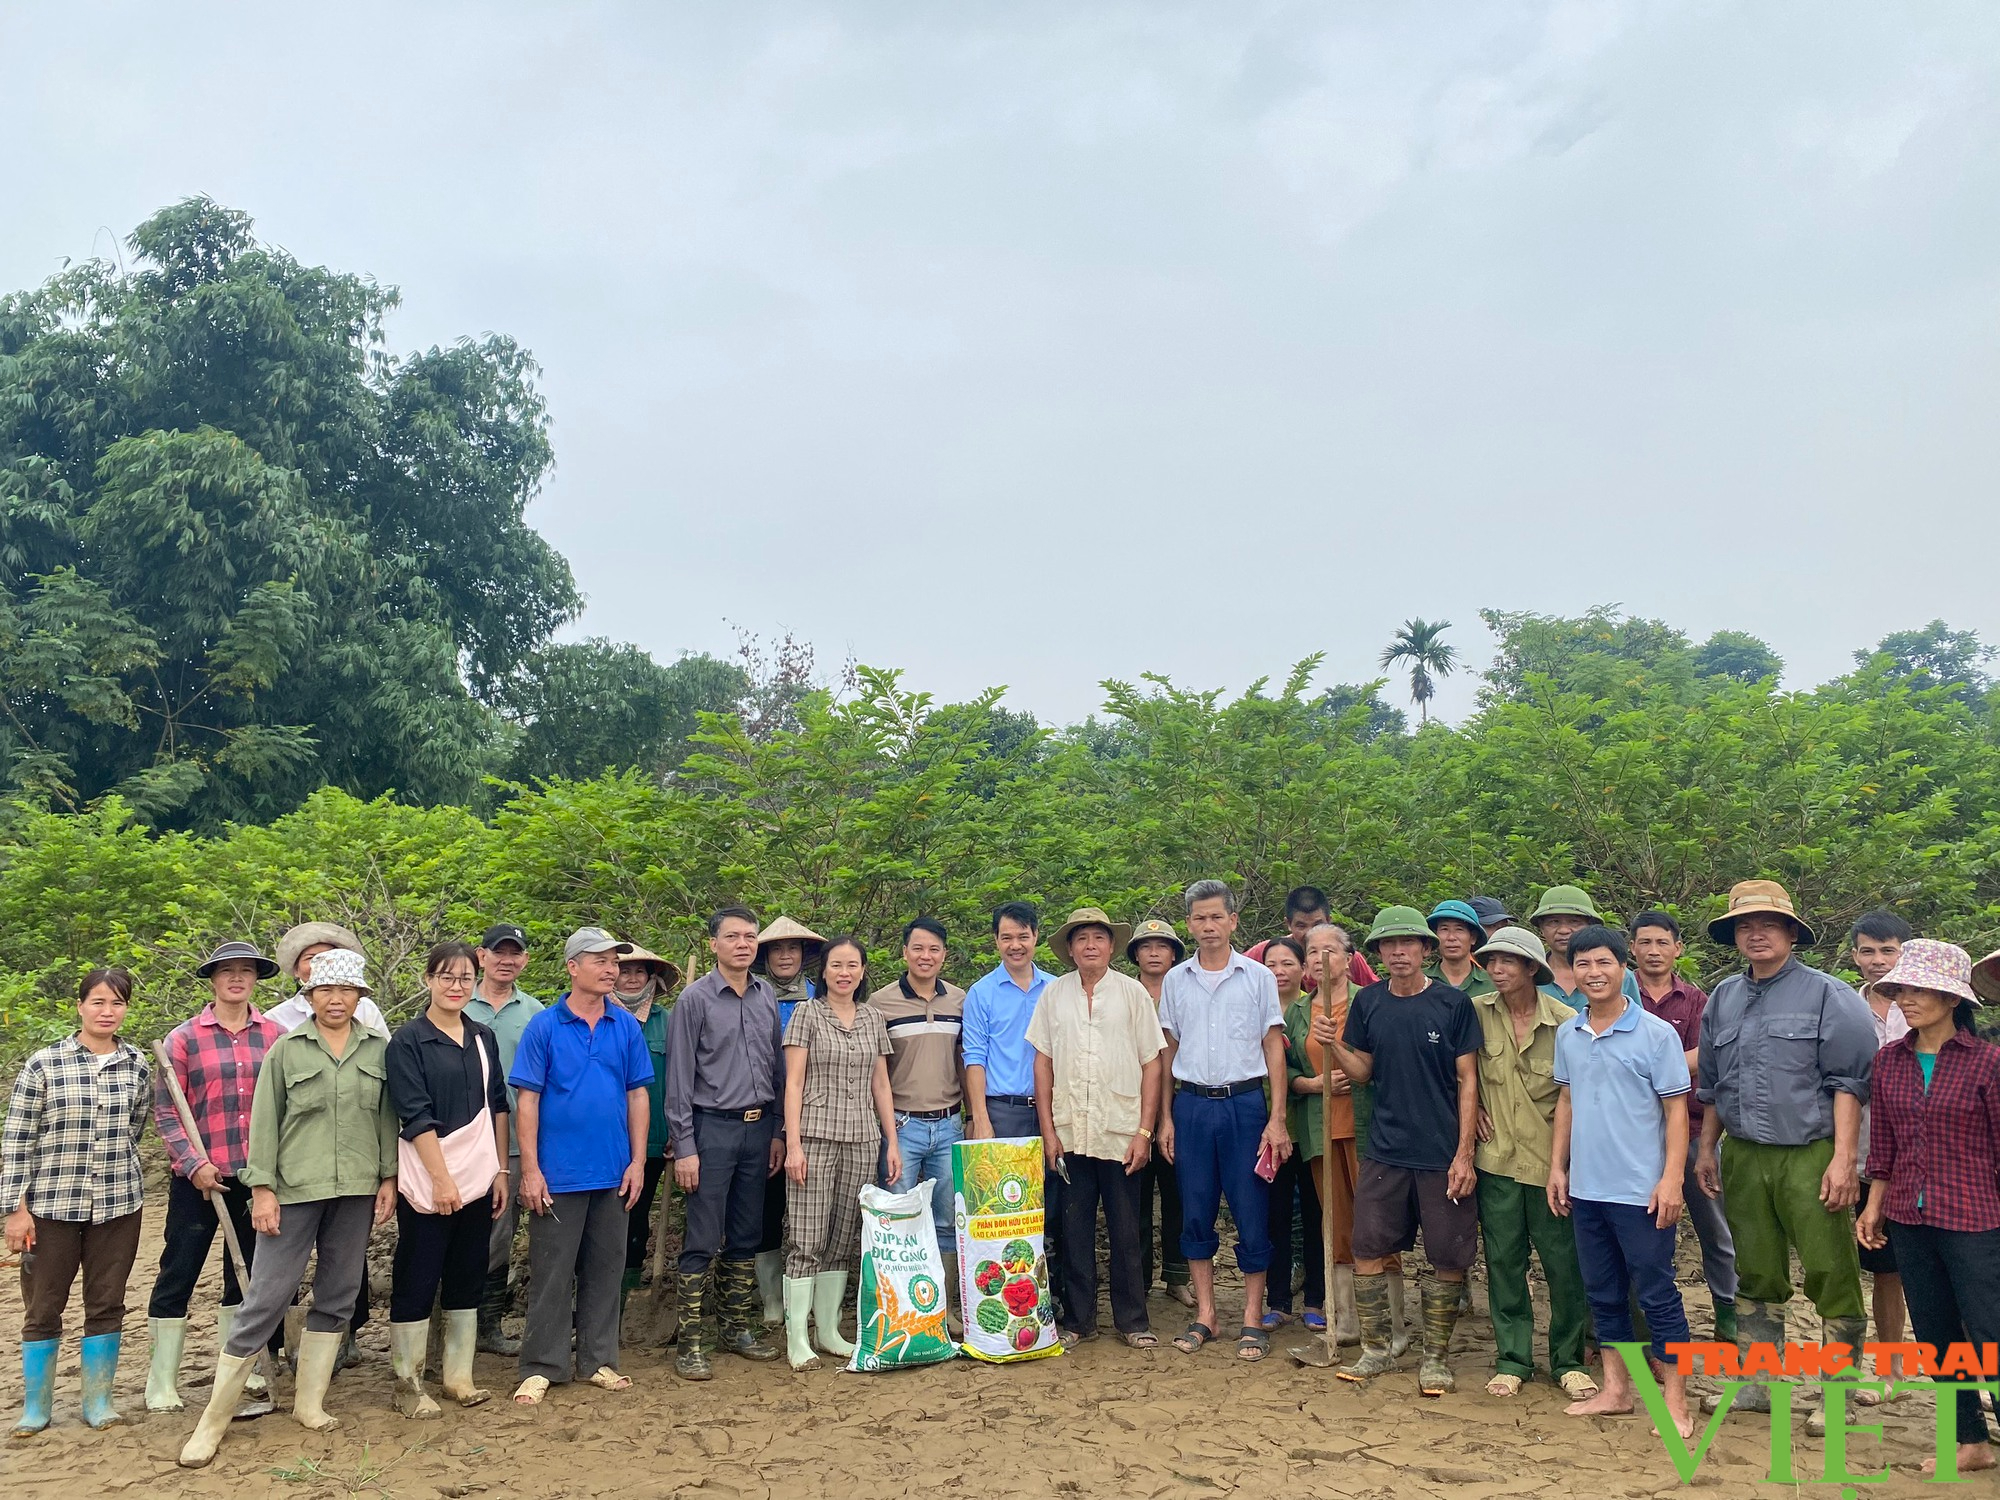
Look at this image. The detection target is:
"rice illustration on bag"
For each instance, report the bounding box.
[849,1179,958,1371]
[952,1136,1061,1362]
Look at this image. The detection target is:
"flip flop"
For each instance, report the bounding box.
[1301,1310,1327,1332]
[1172,1322,1215,1354]
[1236,1327,1271,1363]
[587,1366,632,1391]
[513,1376,550,1405]
[1259,1309,1291,1331]
[1123,1331,1159,1349]
[1559,1370,1600,1400]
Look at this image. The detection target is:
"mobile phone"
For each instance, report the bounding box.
[1254,1142,1278,1182]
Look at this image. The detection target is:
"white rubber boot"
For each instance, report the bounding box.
[292,1330,343,1432]
[217,1305,274,1416]
[755,1250,786,1326]
[784,1277,820,1370]
[440,1309,490,1407]
[146,1317,187,1412]
[176,1352,255,1468]
[812,1270,857,1359]
[389,1321,442,1419]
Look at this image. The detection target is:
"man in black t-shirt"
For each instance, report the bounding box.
[1319,905,1480,1395]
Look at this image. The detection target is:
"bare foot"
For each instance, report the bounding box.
[1921,1445,1999,1477]
[1566,1389,1636,1418]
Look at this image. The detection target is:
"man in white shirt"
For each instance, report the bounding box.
[268,923,389,1036]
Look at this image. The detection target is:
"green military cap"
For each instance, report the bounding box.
[1363,906,1438,952]
[1528,885,1607,923]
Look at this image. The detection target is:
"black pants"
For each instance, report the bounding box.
[1266,1152,1325,1313]
[1889,1219,2000,1447]
[149,1172,258,1315]
[1058,1155,1149,1337]
[626,1157,668,1272]
[678,1112,777,1276]
[1139,1154,1189,1288]
[390,1196,491,1321]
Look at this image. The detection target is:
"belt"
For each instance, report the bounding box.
[988,1094,1035,1108]
[1175,1078,1264,1099]
[901,1107,956,1121]
[695,1103,775,1123]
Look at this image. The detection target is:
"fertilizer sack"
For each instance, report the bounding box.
[951,1136,1060,1362]
[849,1178,957,1371]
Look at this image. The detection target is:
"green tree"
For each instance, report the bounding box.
[1854,621,1994,710]
[1693,631,1784,684]
[1380,619,1458,724]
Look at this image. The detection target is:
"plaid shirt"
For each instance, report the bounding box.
[155,1004,285,1179]
[1867,1029,2000,1233]
[1,1036,151,1224]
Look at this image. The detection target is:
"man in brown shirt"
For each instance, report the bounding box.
[870,917,967,1293]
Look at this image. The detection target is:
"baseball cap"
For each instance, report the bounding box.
[564,926,632,962]
[480,923,529,951]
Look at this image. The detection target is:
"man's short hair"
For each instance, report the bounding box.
[1184,879,1236,914]
[708,905,759,937]
[1630,910,1681,939]
[1568,924,1630,966]
[903,915,948,947]
[1850,909,1913,945]
[991,902,1039,935]
[1284,885,1330,919]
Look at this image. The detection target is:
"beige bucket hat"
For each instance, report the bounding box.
[1707,879,1817,946]
[1051,907,1134,966]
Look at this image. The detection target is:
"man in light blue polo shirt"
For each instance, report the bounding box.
[508,927,653,1403]
[1548,924,1694,1440]
[963,903,1054,1141]
[1155,879,1293,1363]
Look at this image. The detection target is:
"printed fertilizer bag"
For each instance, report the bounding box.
[951,1136,1060,1362]
[849,1179,958,1371]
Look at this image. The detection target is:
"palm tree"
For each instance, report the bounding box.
[1379,618,1457,725]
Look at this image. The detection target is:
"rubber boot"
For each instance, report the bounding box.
[440,1309,490,1408]
[1417,1278,1461,1396]
[389,1320,441,1419]
[674,1270,714,1381]
[1704,1298,1777,1413]
[1336,1275,1396,1381]
[79,1331,125,1429]
[755,1250,785,1327]
[218,1305,274,1417]
[784,1277,820,1370]
[1713,1297,1737,1345]
[812,1270,857,1359]
[14,1339,56,1438]
[1332,1265,1360,1346]
[178,1352,256,1466]
[282,1303,307,1372]
[1806,1314,1872,1436]
[1386,1269,1415,1357]
[477,1271,520,1356]
[716,1257,781,1361]
[292,1330,343,1432]
[146,1317,188,1412]
[338,1328,362,1370]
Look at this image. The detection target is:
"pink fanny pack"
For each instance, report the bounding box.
[398,1032,501,1213]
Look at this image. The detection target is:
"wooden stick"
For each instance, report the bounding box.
[1317,954,1339,1366]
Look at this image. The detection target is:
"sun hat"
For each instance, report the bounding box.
[301,947,371,997]
[755,915,826,967]
[1125,917,1186,965]
[276,923,365,977]
[618,943,685,992]
[1874,939,1980,1008]
[1474,926,1555,988]
[1706,879,1817,946]
[196,939,280,980]
[1529,886,1607,924]
[1050,907,1134,966]
[1364,906,1438,953]
[1972,948,2000,1006]
[564,926,633,963]
[1427,899,1488,945]
[1467,896,1514,932]
[478,922,529,952]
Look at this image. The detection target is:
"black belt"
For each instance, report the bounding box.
[696,1103,775,1123]
[1176,1078,1264,1099]
[901,1107,956,1120]
[988,1094,1035,1108]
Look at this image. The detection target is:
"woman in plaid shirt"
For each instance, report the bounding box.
[3,968,151,1437]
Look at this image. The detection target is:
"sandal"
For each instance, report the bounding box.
[1260,1309,1291,1331]
[1486,1373,1523,1397]
[1058,1328,1098,1350]
[1123,1331,1159,1349]
[1172,1322,1215,1354]
[1301,1309,1327,1332]
[513,1376,551,1406]
[587,1366,632,1391]
[1559,1370,1600,1400]
[1236,1327,1271,1363]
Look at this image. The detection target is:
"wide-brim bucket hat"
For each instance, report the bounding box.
[301,947,371,997]
[1125,917,1185,965]
[1707,879,1817,946]
[1051,907,1133,966]
[1474,925,1555,987]
[619,943,685,993]
[1427,899,1488,946]
[1972,948,2000,1006]
[276,922,365,977]
[197,939,280,980]
[1364,906,1438,953]
[755,915,826,967]
[1876,939,1980,1008]
[1529,886,1606,924]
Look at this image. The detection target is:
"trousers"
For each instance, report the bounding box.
[785,1136,875,1277]
[1889,1219,2000,1447]
[521,1188,627,1382]
[20,1211,143,1341]
[223,1195,375,1356]
[1720,1135,1863,1318]
[1477,1170,1589,1380]
[149,1172,257,1316]
[1059,1155,1149,1336]
[1171,1088,1273,1274]
[391,1195,491,1321]
[680,1112,777,1276]
[1571,1197,1690,1365]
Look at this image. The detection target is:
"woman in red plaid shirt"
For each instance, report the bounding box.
[1857,938,2000,1477]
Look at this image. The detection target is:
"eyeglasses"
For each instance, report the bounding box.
[434,972,478,990]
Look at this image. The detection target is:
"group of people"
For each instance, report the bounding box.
[7,879,2000,1474]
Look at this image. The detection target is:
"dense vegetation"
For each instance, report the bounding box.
[3,204,1996,1060]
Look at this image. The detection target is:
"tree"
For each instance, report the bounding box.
[1855,621,1994,710]
[1478,606,1691,704]
[1693,631,1784,684]
[1380,619,1458,724]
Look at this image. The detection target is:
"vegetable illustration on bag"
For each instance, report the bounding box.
[849,1179,958,1371]
[952,1137,1060,1362]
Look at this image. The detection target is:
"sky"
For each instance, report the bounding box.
[6,2,1998,725]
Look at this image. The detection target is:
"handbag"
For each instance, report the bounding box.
[398,1029,501,1213]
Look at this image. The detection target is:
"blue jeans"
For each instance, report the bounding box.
[1171,1088,1273,1274]
[1572,1197,1689,1364]
[895,1112,964,1239]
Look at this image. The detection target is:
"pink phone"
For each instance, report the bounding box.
[1254,1142,1279,1182]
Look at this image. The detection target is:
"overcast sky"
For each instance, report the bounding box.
[7,3,1997,724]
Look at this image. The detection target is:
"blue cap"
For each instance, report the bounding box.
[1427,900,1488,944]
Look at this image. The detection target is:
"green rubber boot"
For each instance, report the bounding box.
[1336,1274,1397,1382]
[674,1270,714,1381]
[1417,1277,1461,1396]
[1704,1298,1779,1413]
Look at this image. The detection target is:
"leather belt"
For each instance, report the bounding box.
[1175,1078,1264,1099]
[988,1094,1035,1107]
[901,1107,955,1121]
[696,1103,775,1122]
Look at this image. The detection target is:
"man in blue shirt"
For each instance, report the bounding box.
[507,927,653,1404]
[1549,924,1694,1441]
[963,903,1053,1142]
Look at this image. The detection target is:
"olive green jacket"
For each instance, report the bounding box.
[242,1019,399,1204]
